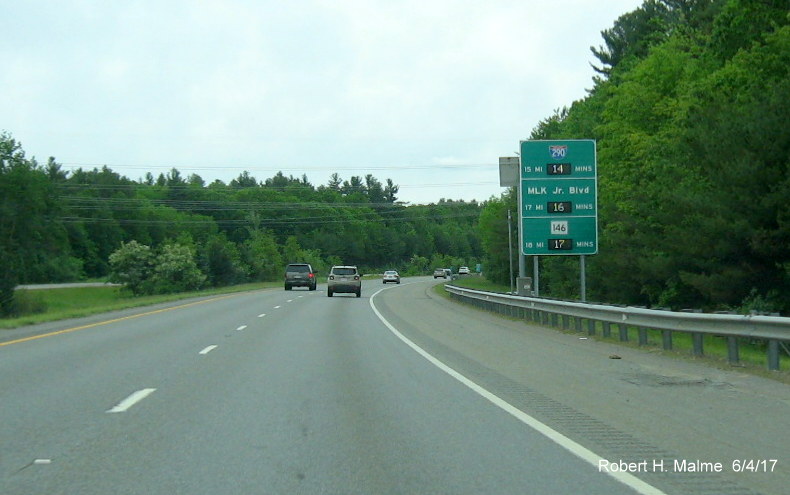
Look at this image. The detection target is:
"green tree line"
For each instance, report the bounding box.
[480,0,790,314]
[0,133,482,314]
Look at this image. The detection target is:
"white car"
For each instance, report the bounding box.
[458,266,470,275]
[382,270,400,284]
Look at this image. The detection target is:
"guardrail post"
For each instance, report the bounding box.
[575,317,583,333]
[562,315,570,330]
[727,336,739,365]
[550,313,558,328]
[662,330,672,350]
[602,322,611,338]
[692,333,704,356]
[618,323,629,342]
[767,340,780,371]
[638,327,648,346]
[587,319,596,336]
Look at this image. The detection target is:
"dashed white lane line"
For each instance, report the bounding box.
[368,287,666,495]
[106,388,157,413]
[258,313,266,318]
[286,299,294,303]
[236,325,247,331]
[273,305,281,309]
[199,345,218,355]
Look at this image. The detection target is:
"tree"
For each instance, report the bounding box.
[199,234,246,287]
[384,178,399,203]
[477,191,516,285]
[591,0,673,77]
[230,171,258,188]
[109,241,207,295]
[709,0,789,61]
[244,230,283,281]
[108,241,154,295]
[341,176,365,199]
[675,23,790,310]
[327,173,342,191]
[282,236,302,264]
[0,134,81,284]
[365,174,385,203]
[0,244,17,316]
[150,243,206,293]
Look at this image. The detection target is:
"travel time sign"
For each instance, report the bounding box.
[520,140,598,255]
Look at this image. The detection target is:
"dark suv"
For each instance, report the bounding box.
[284,263,317,291]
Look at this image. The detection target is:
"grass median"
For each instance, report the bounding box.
[1,282,280,330]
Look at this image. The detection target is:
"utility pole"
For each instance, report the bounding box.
[508,209,514,294]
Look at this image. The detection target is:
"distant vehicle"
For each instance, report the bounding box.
[433,268,447,279]
[284,263,316,291]
[382,270,400,284]
[443,268,452,278]
[458,266,470,275]
[328,266,361,297]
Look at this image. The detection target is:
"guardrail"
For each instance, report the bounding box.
[445,285,790,371]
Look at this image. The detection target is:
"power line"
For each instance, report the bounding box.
[60,162,497,172]
[53,181,498,191]
[55,209,481,226]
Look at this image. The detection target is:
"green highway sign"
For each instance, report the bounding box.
[520,140,598,255]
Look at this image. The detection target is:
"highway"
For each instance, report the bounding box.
[1,277,787,494]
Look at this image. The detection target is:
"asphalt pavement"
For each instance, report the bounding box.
[2,277,787,494]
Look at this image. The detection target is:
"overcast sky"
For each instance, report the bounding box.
[2,0,643,204]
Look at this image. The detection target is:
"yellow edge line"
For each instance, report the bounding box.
[0,294,238,348]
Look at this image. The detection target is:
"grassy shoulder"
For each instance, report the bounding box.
[434,276,790,383]
[2,282,280,330]
[442,275,510,293]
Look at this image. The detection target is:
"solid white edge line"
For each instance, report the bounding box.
[106,388,157,413]
[199,345,218,355]
[369,287,667,495]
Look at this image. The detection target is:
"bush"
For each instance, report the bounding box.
[108,241,154,295]
[109,241,205,295]
[150,244,206,294]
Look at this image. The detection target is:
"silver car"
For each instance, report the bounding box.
[382,270,400,284]
[327,265,361,297]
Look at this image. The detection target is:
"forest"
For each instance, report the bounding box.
[0,144,484,313]
[481,0,790,314]
[2,0,789,316]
